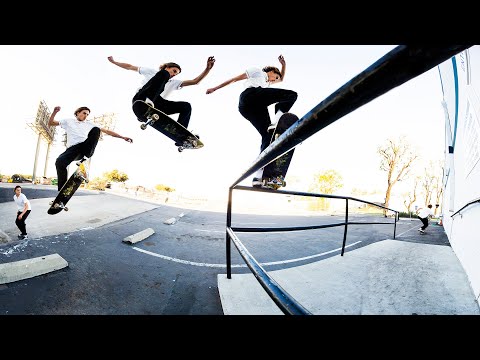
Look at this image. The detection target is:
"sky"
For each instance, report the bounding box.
[0,45,447,205]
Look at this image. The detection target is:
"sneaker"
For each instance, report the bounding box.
[76,156,88,166]
[145,98,154,107]
[17,234,23,239]
[252,178,263,187]
[417,228,423,232]
[20,234,28,240]
[77,161,89,181]
[419,230,426,234]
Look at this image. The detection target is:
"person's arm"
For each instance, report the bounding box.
[100,128,133,143]
[206,73,248,94]
[278,54,286,82]
[181,56,216,87]
[48,106,61,126]
[107,56,139,72]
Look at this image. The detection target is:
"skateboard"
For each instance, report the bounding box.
[47,158,89,215]
[262,113,299,189]
[132,100,204,152]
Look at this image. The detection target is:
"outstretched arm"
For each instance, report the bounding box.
[48,106,61,126]
[206,73,247,94]
[101,128,133,143]
[181,56,216,87]
[278,54,286,81]
[107,56,139,72]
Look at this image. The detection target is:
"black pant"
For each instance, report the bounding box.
[15,210,31,235]
[132,69,192,128]
[55,127,101,190]
[238,87,298,152]
[418,216,429,230]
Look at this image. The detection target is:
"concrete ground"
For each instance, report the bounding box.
[1,183,479,315]
[218,235,480,315]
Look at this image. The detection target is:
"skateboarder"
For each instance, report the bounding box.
[13,185,31,240]
[48,106,133,191]
[416,204,434,234]
[107,55,215,141]
[206,55,297,187]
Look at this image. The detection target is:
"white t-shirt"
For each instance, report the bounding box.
[13,193,31,212]
[418,207,434,218]
[58,118,97,148]
[244,67,270,89]
[137,67,183,99]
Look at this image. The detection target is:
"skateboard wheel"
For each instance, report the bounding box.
[140,123,147,130]
[178,147,184,152]
[152,114,160,121]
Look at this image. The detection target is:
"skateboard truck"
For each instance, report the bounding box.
[48,200,69,211]
[140,113,160,130]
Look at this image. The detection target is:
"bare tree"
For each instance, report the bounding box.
[422,160,444,216]
[403,176,420,214]
[378,136,418,216]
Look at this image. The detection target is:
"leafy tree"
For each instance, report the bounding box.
[155,184,176,192]
[378,136,418,216]
[103,169,128,183]
[308,169,343,210]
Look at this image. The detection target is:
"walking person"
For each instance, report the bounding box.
[417,204,434,234]
[107,55,215,142]
[48,106,133,191]
[13,185,31,240]
[206,54,297,187]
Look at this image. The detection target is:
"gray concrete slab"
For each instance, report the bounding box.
[218,239,480,315]
[0,192,159,242]
[0,253,68,284]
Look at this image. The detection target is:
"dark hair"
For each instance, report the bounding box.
[160,62,182,73]
[14,185,21,192]
[427,204,433,208]
[74,106,91,116]
[262,66,282,79]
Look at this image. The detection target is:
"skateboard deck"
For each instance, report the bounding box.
[47,159,89,215]
[262,113,299,189]
[132,100,203,152]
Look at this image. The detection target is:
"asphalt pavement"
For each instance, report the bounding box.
[0,183,478,315]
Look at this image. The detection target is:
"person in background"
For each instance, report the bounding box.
[13,185,31,240]
[417,204,434,234]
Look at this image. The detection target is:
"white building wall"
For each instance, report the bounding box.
[438,46,480,301]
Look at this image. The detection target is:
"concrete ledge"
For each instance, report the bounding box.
[163,218,177,225]
[123,228,155,244]
[0,253,68,284]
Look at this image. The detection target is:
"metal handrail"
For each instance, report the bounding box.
[225,45,472,315]
[451,197,480,218]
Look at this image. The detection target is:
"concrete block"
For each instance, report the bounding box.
[0,253,68,284]
[123,228,155,244]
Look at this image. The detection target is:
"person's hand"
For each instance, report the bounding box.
[206,56,215,69]
[107,56,115,63]
[278,54,286,66]
[17,214,22,220]
[124,137,133,143]
[206,88,216,94]
[53,106,61,113]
